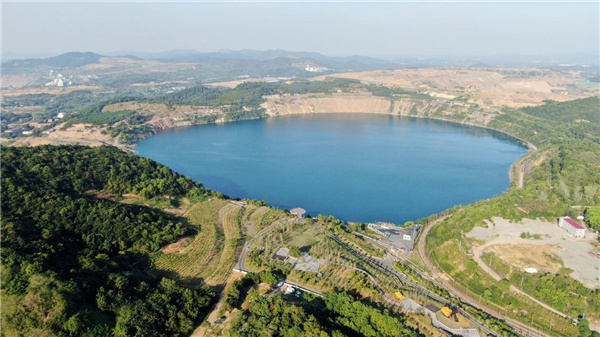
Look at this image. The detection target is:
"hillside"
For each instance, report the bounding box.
[0,146,215,336]
[2,52,104,69]
[423,97,600,336]
[2,70,600,336]
[1,145,432,337]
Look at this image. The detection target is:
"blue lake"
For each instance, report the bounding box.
[137,114,527,223]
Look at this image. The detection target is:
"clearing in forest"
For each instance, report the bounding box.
[468,217,599,288]
[251,207,287,233]
[204,203,244,286]
[152,199,227,284]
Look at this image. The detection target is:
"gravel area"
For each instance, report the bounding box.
[467,217,599,288]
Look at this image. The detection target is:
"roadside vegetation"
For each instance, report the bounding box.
[217,271,422,337]
[2,71,599,336]
[426,97,600,336]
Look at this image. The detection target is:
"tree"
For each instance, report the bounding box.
[585,206,600,231]
[579,318,591,337]
[289,245,303,258]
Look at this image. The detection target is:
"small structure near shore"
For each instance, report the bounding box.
[290,208,306,218]
[368,222,421,251]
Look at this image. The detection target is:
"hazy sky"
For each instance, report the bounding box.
[2,2,599,59]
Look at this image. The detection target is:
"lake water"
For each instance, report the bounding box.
[137,114,527,223]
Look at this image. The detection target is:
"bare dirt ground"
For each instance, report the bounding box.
[467,217,599,288]
[160,237,194,254]
[204,80,245,88]
[130,80,192,87]
[488,243,563,273]
[312,68,598,108]
[10,123,126,149]
[77,58,196,76]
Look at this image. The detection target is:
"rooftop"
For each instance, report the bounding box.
[370,223,421,251]
[290,208,306,217]
[563,217,585,230]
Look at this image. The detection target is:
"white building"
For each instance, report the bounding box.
[45,74,72,87]
[305,63,328,73]
[290,208,306,218]
[367,223,387,236]
[558,216,586,238]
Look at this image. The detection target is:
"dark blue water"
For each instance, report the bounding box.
[137,114,527,223]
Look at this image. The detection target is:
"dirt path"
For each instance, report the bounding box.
[510,155,529,189]
[472,244,571,319]
[416,216,549,337]
[518,163,525,188]
[204,203,242,286]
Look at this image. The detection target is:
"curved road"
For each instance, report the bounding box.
[472,243,571,320]
[332,235,499,337]
[416,217,550,337]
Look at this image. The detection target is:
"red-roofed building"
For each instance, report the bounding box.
[558,217,586,238]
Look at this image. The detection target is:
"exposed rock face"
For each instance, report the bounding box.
[262,93,392,115]
[262,93,449,119]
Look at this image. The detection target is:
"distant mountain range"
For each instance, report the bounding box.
[2,49,598,72]
[2,52,105,68]
[104,48,390,64]
[1,49,402,73]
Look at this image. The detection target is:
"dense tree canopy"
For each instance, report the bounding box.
[1,145,214,336]
[229,289,421,337]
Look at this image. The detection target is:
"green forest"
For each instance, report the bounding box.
[1,145,423,337]
[426,97,600,336]
[1,146,214,336]
[224,271,421,337]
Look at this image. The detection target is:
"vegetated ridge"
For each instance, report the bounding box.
[2,72,600,336]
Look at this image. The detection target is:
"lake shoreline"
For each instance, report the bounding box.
[137,113,527,223]
[134,110,537,193]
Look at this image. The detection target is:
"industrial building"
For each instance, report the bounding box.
[368,222,421,251]
[558,216,586,238]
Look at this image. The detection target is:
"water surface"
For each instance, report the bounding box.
[137,114,526,223]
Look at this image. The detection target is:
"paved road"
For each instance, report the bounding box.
[345,264,482,337]
[331,235,497,337]
[237,216,292,272]
[236,217,496,337]
[416,216,550,337]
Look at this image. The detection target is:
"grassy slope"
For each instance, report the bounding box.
[424,96,600,336]
[152,199,227,284]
